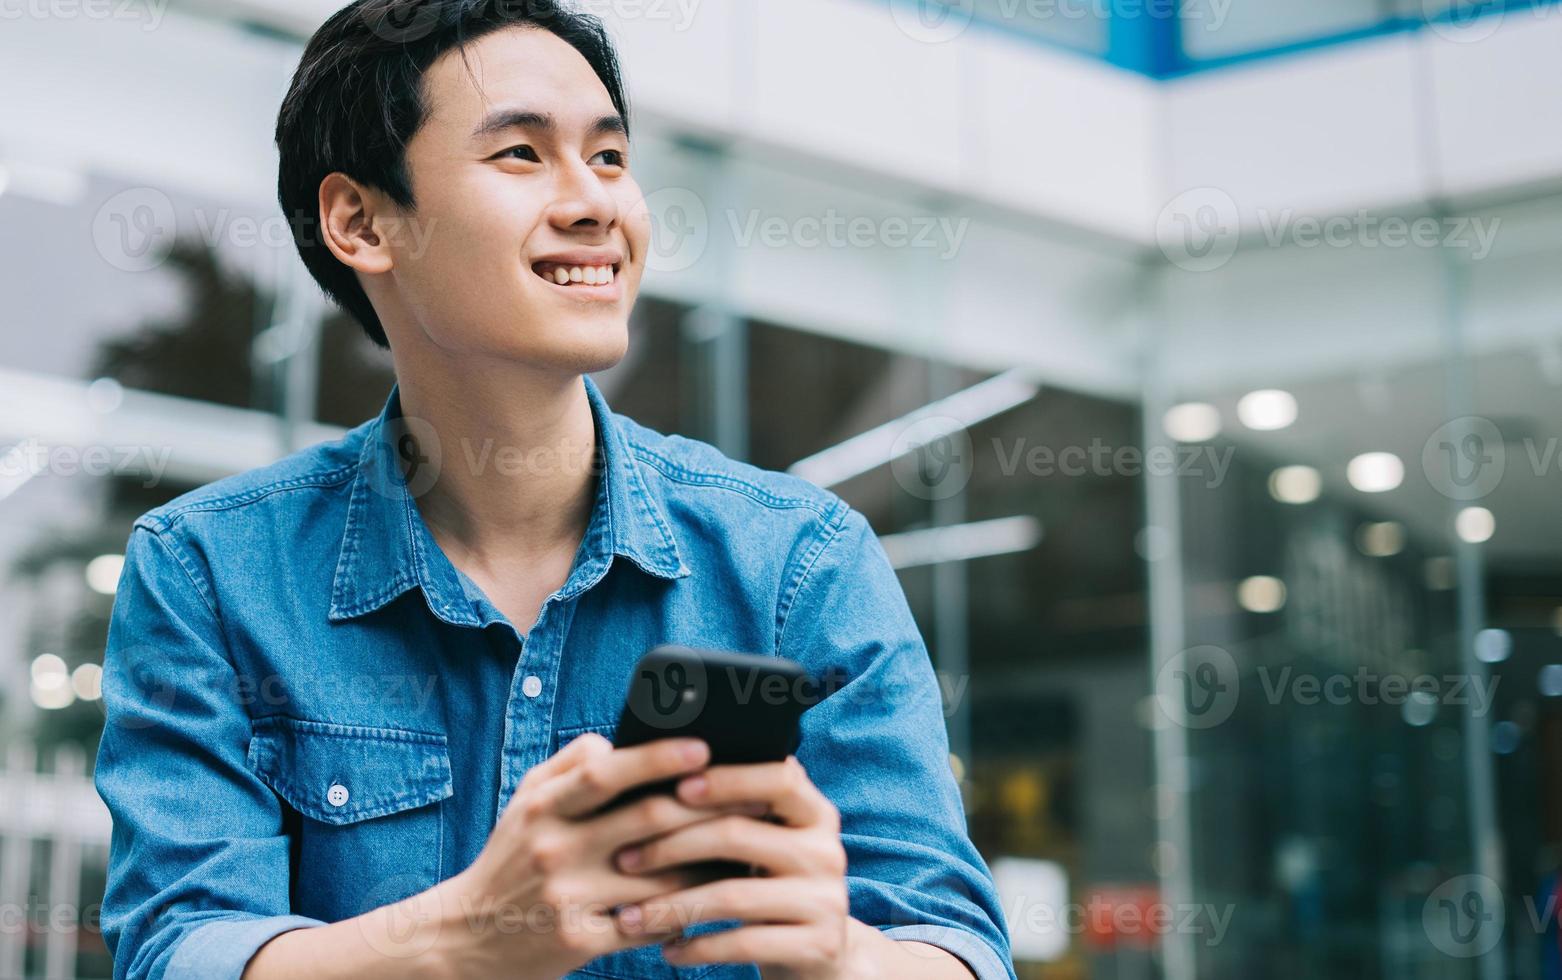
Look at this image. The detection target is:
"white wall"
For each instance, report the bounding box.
[7,0,1562,401]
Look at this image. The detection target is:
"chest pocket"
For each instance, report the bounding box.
[247,715,453,922]
[555,723,747,980]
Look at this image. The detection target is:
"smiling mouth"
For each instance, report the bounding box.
[532,261,620,287]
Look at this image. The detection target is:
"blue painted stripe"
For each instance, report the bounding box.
[860,0,1562,78]
[1170,0,1561,77]
[1106,1,1182,76]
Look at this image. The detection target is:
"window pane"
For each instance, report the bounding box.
[1182,0,1387,59]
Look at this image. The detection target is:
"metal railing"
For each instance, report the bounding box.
[0,741,112,980]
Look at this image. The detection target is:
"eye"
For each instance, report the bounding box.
[591,149,627,168]
[497,145,541,163]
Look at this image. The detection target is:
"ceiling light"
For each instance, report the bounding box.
[877,516,1043,570]
[1237,389,1298,431]
[1475,628,1511,664]
[1163,403,1221,443]
[31,653,68,686]
[1237,575,1287,613]
[1357,521,1405,558]
[1347,452,1404,493]
[1539,665,1562,698]
[86,554,125,596]
[1455,506,1495,544]
[72,663,103,701]
[1269,465,1321,504]
[787,370,1037,489]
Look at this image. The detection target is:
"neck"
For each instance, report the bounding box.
[391,350,599,566]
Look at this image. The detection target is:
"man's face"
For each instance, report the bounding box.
[382,26,649,372]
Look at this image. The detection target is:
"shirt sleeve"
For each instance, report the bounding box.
[780,506,1017,980]
[94,524,325,980]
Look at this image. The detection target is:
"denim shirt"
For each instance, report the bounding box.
[94,376,1015,980]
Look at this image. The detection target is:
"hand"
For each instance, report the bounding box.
[610,756,858,980]
[429,733,763,980]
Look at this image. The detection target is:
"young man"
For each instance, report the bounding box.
[94,2,1013,979]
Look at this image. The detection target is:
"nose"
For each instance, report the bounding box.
[547,158,619,233]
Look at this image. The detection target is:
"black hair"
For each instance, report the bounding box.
[275,0,630,347]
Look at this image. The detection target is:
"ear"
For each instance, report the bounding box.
[318,172,396,276]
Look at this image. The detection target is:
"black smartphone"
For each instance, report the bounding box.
[608,645,815,878]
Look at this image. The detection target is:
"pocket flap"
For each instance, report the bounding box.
[247,716,453,825]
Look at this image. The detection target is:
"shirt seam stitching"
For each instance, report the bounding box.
[774,501,852,653]
[251,715,448,743]
[630,445,836,516]
[137,467,358,530]
[140,525,225,631]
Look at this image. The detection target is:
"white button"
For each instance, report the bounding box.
[326,783,350,807]
[522,675,543,698]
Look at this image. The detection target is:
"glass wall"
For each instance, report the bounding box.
[1145,189,1562,978]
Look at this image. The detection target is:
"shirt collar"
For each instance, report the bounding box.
[328,375,688,626]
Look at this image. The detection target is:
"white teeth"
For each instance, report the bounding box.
[539,263,616,286]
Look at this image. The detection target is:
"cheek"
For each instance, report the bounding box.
[419,178,537,263]
[620,187,654,263]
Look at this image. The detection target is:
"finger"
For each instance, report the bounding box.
[675,757,837,829]
[549,738,711,819]
[586,791,769,851]
[615,815,817,878]
[521,731,611,789]
[592,868,713,915]
[658,925,839,969]
[616,878,839,937]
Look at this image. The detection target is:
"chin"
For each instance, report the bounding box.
[532,320,631,376]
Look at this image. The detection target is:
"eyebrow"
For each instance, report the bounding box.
[471,107,627,141]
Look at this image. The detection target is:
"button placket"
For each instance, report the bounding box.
[494,596,577,825]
